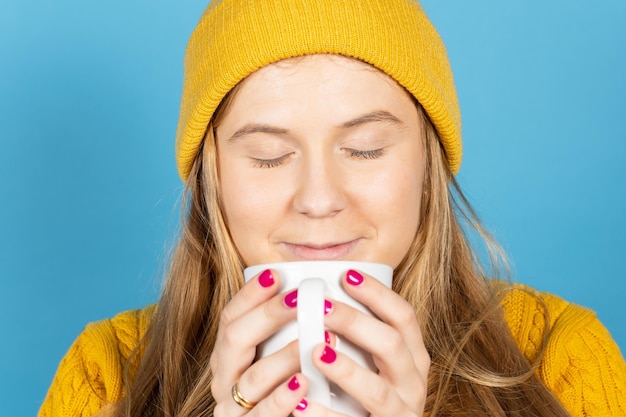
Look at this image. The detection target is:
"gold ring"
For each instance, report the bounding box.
[231,382,256,410]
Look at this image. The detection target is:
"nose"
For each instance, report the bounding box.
[292,155,347,218]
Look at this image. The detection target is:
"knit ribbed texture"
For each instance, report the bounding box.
[175,0,462,180]
[39,289,626,416]
[38,306,155,417]
[501,286,626,416]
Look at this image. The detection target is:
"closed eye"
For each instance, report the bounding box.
[345,148,386,160]
[251,153,294,168]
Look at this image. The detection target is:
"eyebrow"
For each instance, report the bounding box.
[339,110,404,129]
[227,110,404,142]
[228,124,290,142]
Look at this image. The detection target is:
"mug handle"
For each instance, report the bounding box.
[298,278,331,407]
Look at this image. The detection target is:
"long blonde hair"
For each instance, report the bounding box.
[112,94,570,416]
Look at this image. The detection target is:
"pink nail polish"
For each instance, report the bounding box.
[296,398,308,411]
[324,331,331,345]
[320,345,337,364]
[284,289,298,308]
[288,376,300,391]
[346,269,364,286]
[324,299,332,315]
[258,269,274,288]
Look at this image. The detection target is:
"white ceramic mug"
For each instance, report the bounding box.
[244,261,393,417]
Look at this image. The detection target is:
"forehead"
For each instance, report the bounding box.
[242,54,403,93]
[215,54,416,126]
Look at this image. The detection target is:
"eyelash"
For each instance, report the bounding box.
[252,153,293,168]
[251,148,385,168]
[346,148,385,159]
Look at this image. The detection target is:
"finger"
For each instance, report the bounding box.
[313,345,425,417]
[342,269,430,371]
[324,330,336,347]
[323,299,421,389]
[211,288,298,400]
[292,396,351,417]
[234,340,300,406]
[233,333,337,405]
[219,269,280,329]
[248,374,309,417]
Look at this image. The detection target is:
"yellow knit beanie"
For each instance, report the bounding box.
[175,0,462,180]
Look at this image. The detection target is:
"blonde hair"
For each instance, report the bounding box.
[112,92,570,417]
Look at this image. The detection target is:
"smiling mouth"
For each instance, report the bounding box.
[282,240,360,260]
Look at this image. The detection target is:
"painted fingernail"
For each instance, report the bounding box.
[296,398,308,411]
[324,331,331,345]
[288,376,300,391]
[284,289,298,308]
[324,299,332,315]
[258,269,274,288]
[320,345,337,364]
[346,269,364,286]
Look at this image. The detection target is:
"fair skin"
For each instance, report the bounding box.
[209,55,430,417]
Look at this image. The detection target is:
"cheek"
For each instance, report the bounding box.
[218,162,288,264]
[220,169,290,223]
[366,150,424,213]
[362,161,424,265]
[219,166,245,226]
[392,177,422,244]
[218,159,260,255]
[221,176,272,235]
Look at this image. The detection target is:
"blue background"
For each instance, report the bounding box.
[1,1,624,416]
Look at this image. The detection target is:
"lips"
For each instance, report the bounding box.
[281,239,360,260]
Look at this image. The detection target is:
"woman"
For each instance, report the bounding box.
[39,0,626,416]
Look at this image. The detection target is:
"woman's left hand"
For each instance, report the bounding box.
[299,269,430,417]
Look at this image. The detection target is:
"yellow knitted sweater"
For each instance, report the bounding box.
[39,286,626,417]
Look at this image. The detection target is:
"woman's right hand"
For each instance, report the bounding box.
[210,269,309,417]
